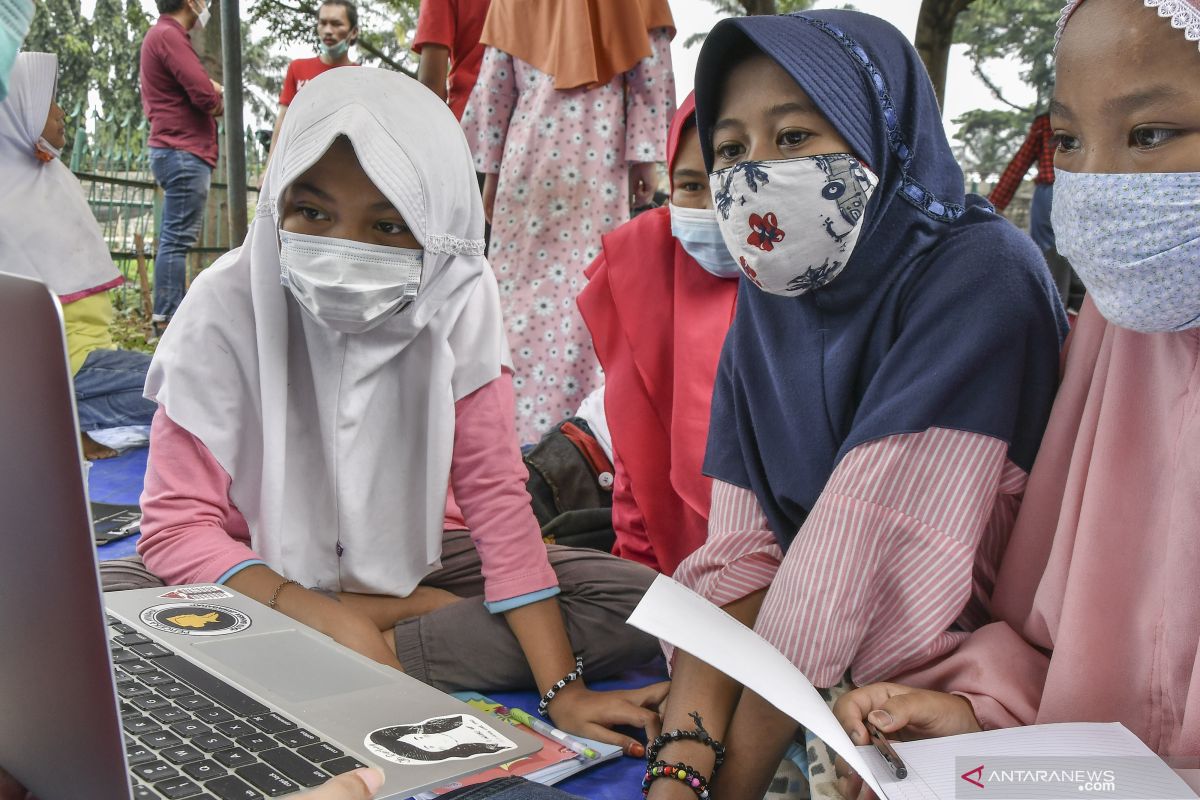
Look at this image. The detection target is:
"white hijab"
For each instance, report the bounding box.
[146,67,510,596]
[0,51,122,300]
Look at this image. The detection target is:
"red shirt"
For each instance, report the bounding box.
[278,57,358,106]
[989,113,1057,212]
[413,0,491,120]
[139,16,222,167]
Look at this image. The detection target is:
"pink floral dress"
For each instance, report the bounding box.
[461,29,675,442]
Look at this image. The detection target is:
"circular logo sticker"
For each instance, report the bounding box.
[139,603,252,636]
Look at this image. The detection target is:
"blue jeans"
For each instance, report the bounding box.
[74,348,157,431]
[1029,181,1055,254]
[149,146,212,320]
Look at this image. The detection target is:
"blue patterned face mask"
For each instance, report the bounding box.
[1053,169,1200,333]
[0,0,34,101]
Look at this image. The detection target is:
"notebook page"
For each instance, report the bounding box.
[889,722,1198,800]
[626,575,888,799]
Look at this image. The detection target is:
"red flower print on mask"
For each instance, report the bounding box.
[747,212,786,252]
[739,256,763,288]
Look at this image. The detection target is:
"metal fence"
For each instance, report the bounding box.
[70,104,265,316]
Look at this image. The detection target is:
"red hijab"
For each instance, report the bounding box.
[577,94,739,575]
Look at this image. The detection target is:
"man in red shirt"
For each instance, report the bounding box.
[271,0,359,154]
[139,0,223,334]
[413,0,491,121]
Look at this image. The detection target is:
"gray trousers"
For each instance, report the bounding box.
[99,530,661,693]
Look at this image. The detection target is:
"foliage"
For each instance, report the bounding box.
[24,0,92,134]
[250,0,421,74]
[687,0,815,46]
[951,107,1029,183]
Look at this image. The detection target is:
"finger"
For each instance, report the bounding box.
[873,692,939,735]
[304,767,384,799]
[577,720,640,755]
[598,700,660,731]
[834,686,889,745]
[629,681,671,708]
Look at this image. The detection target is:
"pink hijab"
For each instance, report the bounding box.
[899,4,1200,757]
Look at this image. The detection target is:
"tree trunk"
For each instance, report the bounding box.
[914,0,974,108]
[190,1,224,84]
[741,0,777,14]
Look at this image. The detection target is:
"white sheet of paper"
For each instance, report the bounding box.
[626,575,888,798]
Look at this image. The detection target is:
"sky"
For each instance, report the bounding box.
[85,0,1034,143]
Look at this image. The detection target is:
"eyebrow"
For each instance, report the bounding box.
[1104,85,1185,115]
[713,99,818,136]
[672,168,706,179]
[289,181,332,201]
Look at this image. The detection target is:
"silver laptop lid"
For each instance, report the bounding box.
[0,272,131,798]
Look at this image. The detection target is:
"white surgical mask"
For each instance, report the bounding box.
[279,229,423,335]
[1053,168,1200,333]
[710,153,878,297]
[319,37,351,59]
[669,203,739,279]
[191,0,210,28]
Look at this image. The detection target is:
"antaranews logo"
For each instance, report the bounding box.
[954,757,1185,799]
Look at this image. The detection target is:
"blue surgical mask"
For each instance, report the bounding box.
[669,203,739,279]
[1053,168,1200,333]
[319,37,351,59]
[0,0,34,101]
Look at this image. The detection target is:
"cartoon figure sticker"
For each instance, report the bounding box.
[139,603,251,636]
[158,586,234,601]
[363,715,518,766]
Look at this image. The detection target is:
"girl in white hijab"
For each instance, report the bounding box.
[128,66,666,750]
[0,51,156,459]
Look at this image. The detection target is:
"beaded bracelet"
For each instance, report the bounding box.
[641,760,711,799]
[646,711,726,771]
[268,579,300,609]
[537,655,584,716]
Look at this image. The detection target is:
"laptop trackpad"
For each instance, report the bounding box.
[193,631,393,703]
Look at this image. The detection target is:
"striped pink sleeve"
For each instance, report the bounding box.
[673,480,783,608]
[752,427,1025,687]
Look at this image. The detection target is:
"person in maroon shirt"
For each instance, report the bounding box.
[139,0,223,333]
[413,0,491,121]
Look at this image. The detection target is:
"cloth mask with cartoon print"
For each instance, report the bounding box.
[710,153,878,297]
[1053,168,1200,333]
[279,229,423,334]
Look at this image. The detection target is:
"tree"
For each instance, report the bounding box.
[952,107,1028,183]
[914,0,975,108]
[24,0,92,134]
[89,0,150,141]
[704,0,814,12]
[251,0,420,74]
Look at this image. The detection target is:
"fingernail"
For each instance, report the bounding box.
[868,709,894,728]
[356,767,385,794]
[851,728,865,743]
[626,742,645,758]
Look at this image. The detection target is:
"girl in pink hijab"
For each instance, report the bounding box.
[834,0,1200,773]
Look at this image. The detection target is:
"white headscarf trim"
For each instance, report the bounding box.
[146,67,510,596]
[0,52,123,299]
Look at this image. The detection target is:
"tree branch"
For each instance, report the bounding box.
[971,63,1028,111]
[357,38,415,77]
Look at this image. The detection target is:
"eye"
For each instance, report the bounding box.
[375,220,410,235]
[296,204,327,221]
[682,182,705,193]
[778,129,812,148]
[714,141,745,162]
[1051,133,1079,154]
[1131,127,1180,150]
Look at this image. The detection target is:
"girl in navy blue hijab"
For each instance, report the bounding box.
[646,10,1066,800]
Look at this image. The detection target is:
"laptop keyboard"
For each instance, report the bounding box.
[108,616,367,799]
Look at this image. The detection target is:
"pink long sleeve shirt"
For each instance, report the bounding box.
[137,374,559,606]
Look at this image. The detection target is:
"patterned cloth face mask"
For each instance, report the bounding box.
[669,203,740,279]
[710,153,878,297]
[279,229,423,335]
[1053,168,1200,333]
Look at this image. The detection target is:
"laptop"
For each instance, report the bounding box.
[0,272,540,799]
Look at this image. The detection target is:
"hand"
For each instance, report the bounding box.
[628,161,659,209]
[336,586,462,628]
[547,681,670,757]
[278,587,405,671]
[298,768,384,799]
[481,172,498,224]
[833,682,981,745]
[211,79,224,94]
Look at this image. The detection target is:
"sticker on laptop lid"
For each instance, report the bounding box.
[363,714,518,766]
[158,585,234,601]
[139,603,251,636]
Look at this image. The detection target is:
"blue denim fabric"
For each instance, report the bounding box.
[440,778,584,799]
[73,348,157,431]
[1030,181,1056,253]
[149,146,212,319]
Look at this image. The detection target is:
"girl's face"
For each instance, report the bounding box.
[1053,0,1200,174]
[40,100,66,150]
[711,52,855,168]
[280,137,420,248]
[670,124,711,209]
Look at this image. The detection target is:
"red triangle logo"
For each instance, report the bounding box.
[961,765,985,789]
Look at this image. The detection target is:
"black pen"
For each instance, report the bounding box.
[868,721,908,780]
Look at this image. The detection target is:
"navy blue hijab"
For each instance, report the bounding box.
[697,11,1068,550]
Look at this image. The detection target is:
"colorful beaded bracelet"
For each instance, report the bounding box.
[646,711,726,770]
[640,760,711,799]
[537,655,584,716]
